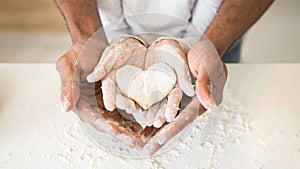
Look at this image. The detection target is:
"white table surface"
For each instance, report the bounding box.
[0,64,299,169]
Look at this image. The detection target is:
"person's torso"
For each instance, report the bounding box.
[97,0,196,38]
[96,0,222,45]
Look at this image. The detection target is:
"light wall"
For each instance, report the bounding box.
[0,0,67,32]
[241,0,300,63]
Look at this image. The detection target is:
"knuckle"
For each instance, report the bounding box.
[56,54,70,72]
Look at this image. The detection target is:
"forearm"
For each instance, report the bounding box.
[54,0,102,44]
[205,0,274,56]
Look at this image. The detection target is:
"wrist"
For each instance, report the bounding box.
[67,20,101,44]
[204,27,232,57]
[71,42,85,56]
[70,28,108,62]
[55,0,102,44]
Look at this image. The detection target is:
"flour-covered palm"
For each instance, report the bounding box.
[87,37,195,129]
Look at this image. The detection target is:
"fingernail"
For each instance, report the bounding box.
[61,96,71,112]
[86,73,94,83]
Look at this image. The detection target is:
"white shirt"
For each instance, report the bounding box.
[96,0,222,46]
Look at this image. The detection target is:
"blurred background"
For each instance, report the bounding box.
[0,0,299,63]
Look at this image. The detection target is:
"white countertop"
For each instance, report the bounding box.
[0,64,299,169]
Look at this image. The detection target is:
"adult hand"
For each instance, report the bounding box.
[56,30,108,113]
[187,38,227,110]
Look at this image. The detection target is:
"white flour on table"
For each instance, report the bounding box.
[52,90,258,169]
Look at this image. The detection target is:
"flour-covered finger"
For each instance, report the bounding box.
[87,37,146,82]
[146,102,160,126]
[101,71,117,111]
[146,39,195,97]
[152,99,167,128]
[165,87,182,122]
[115,94,137,114]
[141,97,200,157]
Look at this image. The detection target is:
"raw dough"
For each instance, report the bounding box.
[116,63,177,110]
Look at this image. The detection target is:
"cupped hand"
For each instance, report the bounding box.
[187,38,228,110]
[55,30,108,113]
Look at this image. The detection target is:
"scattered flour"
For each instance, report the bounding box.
[52,90,257,169]
[0,89,258,169]
[0,90,257,169]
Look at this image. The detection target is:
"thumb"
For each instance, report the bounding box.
[195,72,215,110]
[56,52,80,112]
[195,66,227,109]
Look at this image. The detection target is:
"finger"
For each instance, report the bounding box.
[196,63,227,107]
[131,108,148,129]
[75,98,113,133]
[101,71,117,111]
[57,67,73,112]
[141,97,200,157]
[115,83,139,115]
[211,66,227,105]
[115,94,137,114]
[195,71,214,110]
[165,87,182,122]
[146,102,160,126]
[146,40,195,97]
[186,49,201,78]
[56,53,80,112]
[86,46,117,82]
[74,98,100,125]
[152,116,165,128]
[112,37,147,69]
[152,98,167,128]
[87,37,146,83]
[101,78,116,111]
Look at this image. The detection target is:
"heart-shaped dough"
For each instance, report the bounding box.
[116,63,177,110]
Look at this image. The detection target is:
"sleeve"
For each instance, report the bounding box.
[181,0,223,47]
[96,0,131,43]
